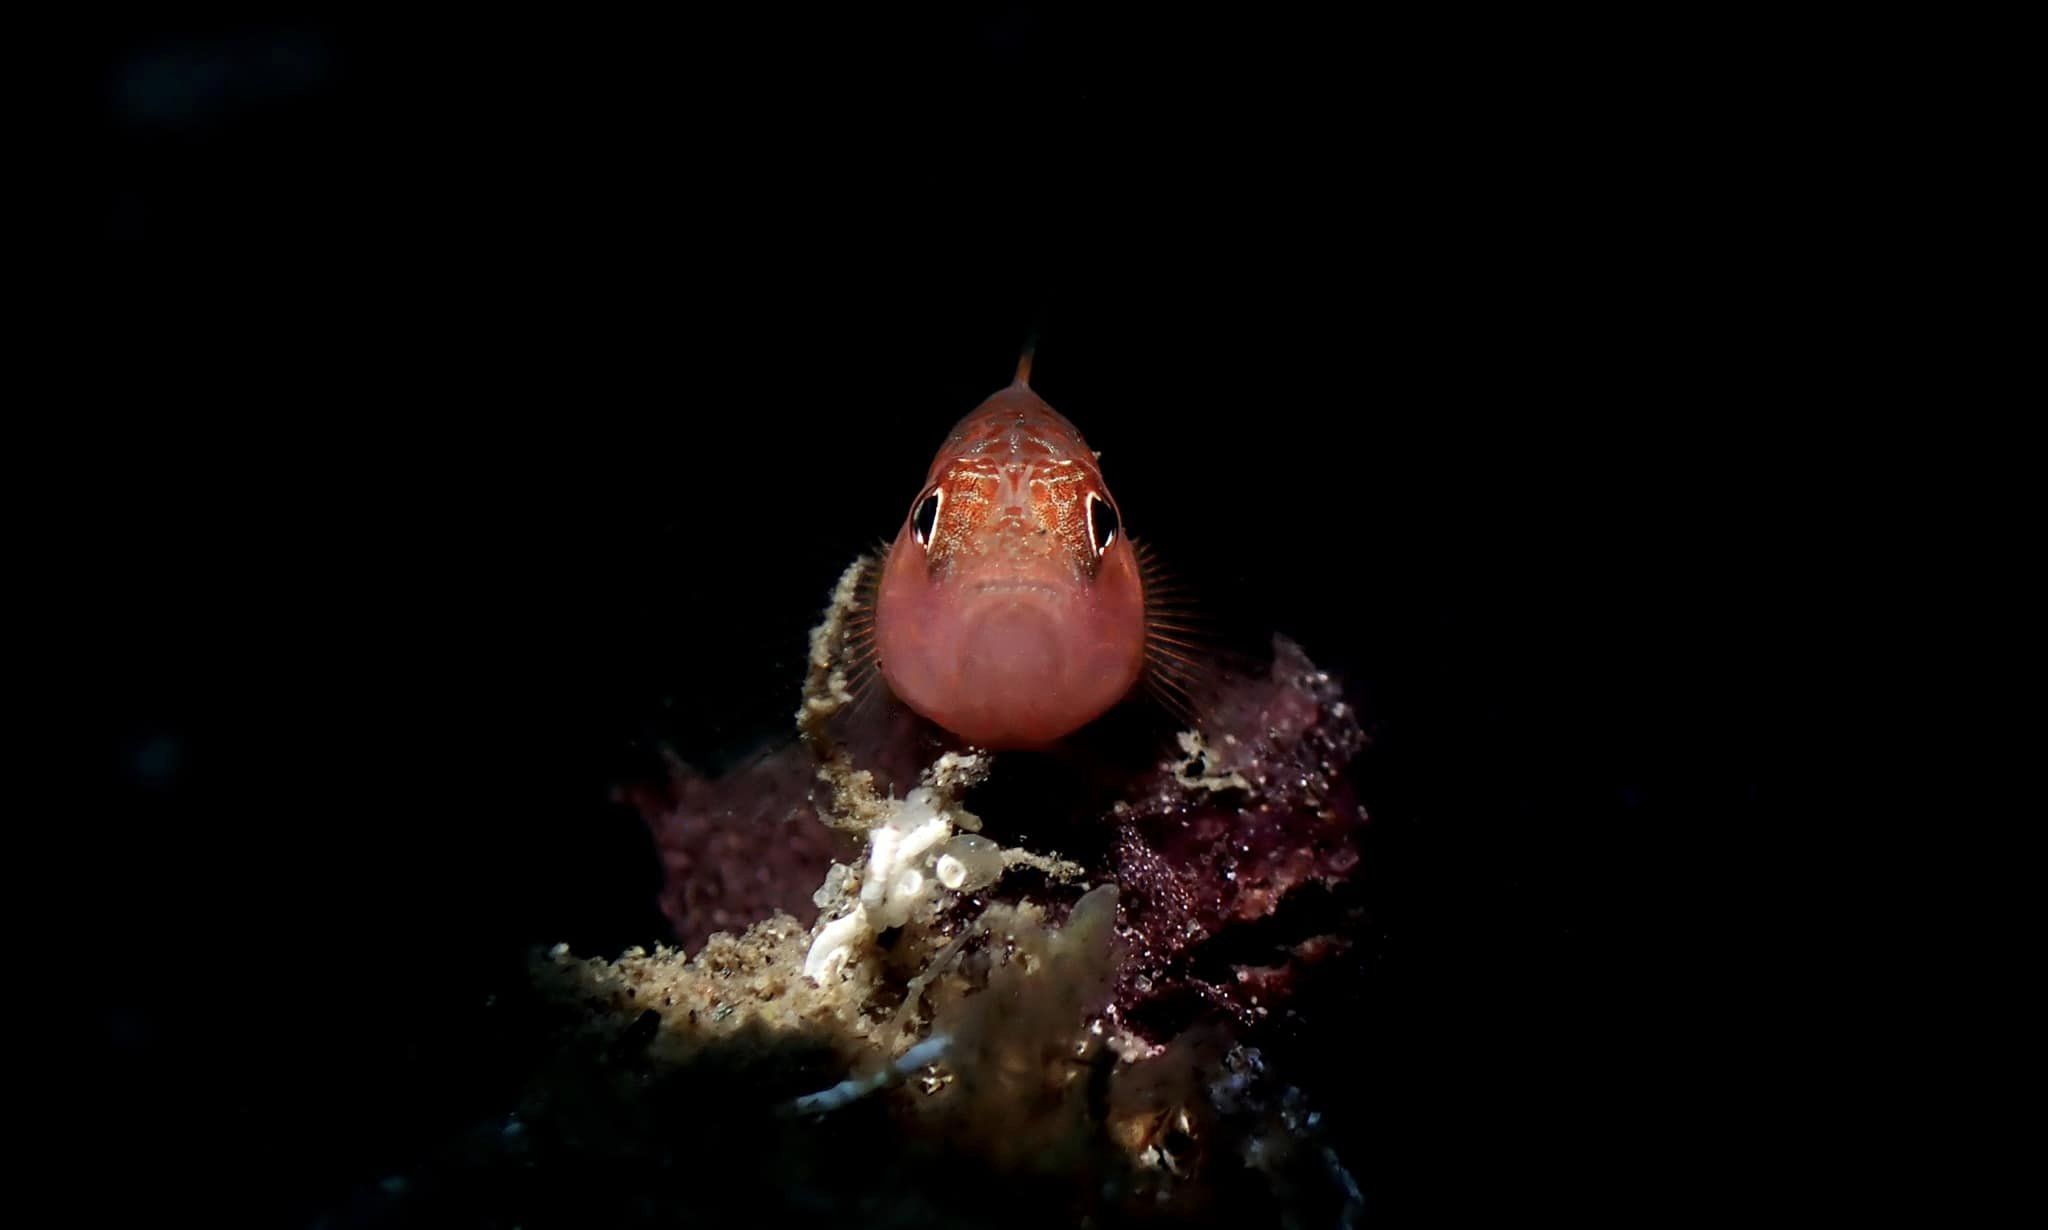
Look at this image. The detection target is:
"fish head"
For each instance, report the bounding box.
[875,384,1146,748]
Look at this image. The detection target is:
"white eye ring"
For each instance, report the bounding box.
[1085,492,1118,555]
[912,488,944,549]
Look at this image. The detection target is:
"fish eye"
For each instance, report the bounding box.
[912,489,943,549]
[1085,492,1119,555]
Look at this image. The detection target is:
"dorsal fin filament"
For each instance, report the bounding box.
[1012,332,1038,389]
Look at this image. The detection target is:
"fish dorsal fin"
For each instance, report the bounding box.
[1012,327,1039,389]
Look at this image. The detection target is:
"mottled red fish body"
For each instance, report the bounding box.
[875,382,1147,748]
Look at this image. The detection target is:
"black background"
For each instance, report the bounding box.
[71,9,1804,1225]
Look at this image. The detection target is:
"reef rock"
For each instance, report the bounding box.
[378,557,1372,1227]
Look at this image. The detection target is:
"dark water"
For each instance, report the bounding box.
[70,12,1796,1225]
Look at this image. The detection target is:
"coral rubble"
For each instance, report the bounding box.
[382,556,1373,1226]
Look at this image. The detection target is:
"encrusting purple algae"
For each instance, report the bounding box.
[320,545,1377,1226]
[527,554,1378,1225]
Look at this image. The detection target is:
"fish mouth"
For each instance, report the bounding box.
[968,580,1066,599]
